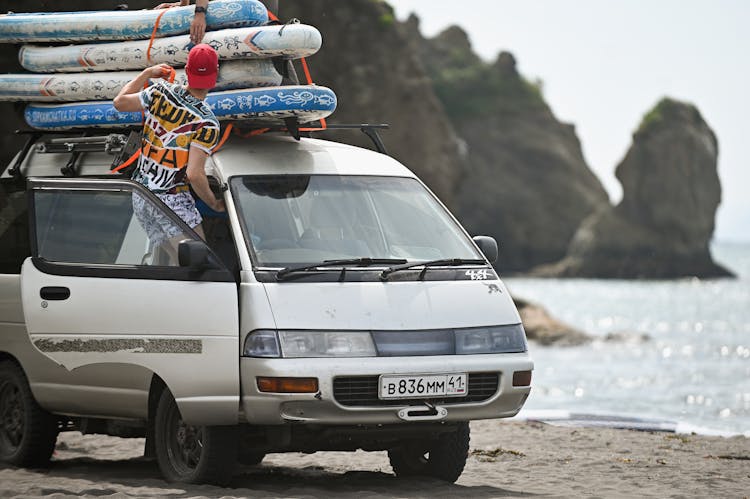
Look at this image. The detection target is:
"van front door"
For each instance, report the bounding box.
[20,178,239,425]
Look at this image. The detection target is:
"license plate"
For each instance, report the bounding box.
[379,373,468,399]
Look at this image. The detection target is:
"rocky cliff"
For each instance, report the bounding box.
[540,98,732,278]
[403,19,609,272]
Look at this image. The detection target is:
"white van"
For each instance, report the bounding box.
[0,131,533,484]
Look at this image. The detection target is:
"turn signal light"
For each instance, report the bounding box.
[256,377,319,393]
[512,370,532,387]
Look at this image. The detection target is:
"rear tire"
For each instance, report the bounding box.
[0,361,58,467]
[388,422,470,483]
[154,389,237,485]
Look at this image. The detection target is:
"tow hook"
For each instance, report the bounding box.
[397,401,448,421]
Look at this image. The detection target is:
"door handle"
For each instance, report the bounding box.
[40,287,70,301]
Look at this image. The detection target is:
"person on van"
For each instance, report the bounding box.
[154,0,209,45]
[113,44,224,262]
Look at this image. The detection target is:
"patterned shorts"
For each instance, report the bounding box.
[132,191,202,246]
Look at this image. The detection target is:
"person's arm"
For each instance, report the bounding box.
[153,0,206,44]
[186,146,225,212]
[190,0,209,44]
[113,64,173,112]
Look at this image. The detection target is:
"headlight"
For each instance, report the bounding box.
[455,324,527,354]
[279,331,376,358]
[243,329,281,357]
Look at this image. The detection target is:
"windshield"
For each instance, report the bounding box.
[230,175,482,268]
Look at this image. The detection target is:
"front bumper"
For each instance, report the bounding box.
[240,353,533,424]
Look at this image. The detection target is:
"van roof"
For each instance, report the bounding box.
[212,135,415,179]
[2,133,417,181]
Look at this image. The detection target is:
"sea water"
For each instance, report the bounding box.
[505,242,750,436]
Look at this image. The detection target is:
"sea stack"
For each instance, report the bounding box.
[542,98,732,278]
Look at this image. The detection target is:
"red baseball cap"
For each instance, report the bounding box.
[185,44,219,89]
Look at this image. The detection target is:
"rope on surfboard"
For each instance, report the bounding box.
[267,9,327,134]
[147,6,172,64]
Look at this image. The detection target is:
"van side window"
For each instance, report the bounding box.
[0,182,31,274]
[33,189,196,267]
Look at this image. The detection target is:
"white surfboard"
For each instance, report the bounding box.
[20,24,322,73]
[0,60,282,102]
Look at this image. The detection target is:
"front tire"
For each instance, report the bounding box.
[388,422,470,483]
[154,389,237,485]
[0,361,58,467]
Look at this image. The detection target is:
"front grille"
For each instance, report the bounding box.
[333,372,500,407]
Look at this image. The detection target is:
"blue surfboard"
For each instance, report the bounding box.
[25,85,337,130]
[0,0,268,43]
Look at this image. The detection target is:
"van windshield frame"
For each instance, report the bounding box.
[229,175,484,272]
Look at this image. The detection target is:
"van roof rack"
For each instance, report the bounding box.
[231,122,391,155]
[5,123,390,179]
[7,129,139,179]
[320,124,390,155]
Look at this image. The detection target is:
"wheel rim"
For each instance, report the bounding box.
[165,401,203,474]
[0,379,25,452]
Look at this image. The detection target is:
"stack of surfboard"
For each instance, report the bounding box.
[0,0,337,130]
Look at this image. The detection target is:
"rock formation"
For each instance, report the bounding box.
[540,98,732,278]
[514,297,591,346]
[403,19,609,272]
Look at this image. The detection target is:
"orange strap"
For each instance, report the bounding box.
[267,8,327,131]
[298,54,327,130]
[147,7,172,64]
[110,147,142,174]
[212,123,234,154]
[143,8,176,122]
[236,127,271,138]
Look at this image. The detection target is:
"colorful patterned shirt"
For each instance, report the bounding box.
[132,81,220,194]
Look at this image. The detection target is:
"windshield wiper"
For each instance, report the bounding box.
[380,258,487,281]
[276,258,407,280]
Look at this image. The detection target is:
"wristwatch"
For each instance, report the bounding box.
[194,6,207,14]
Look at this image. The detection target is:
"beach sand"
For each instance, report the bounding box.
[1,421,748,498]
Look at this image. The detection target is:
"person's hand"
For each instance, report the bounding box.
[190,11,207,44]
[145,64,174,80]
[153,2,180,9]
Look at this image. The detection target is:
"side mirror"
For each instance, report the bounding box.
[178,240,212,269]
[472,236,498,263]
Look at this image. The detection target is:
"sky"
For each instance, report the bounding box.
[392,0,749,242]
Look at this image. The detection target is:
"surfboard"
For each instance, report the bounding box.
[0,0,268,43]
[20,24,321,73]
[0,60,282,102]
[24,85,337,130]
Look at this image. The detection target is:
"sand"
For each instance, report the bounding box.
[1,421,748,498]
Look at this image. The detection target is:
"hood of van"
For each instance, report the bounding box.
[262,279,520,330]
